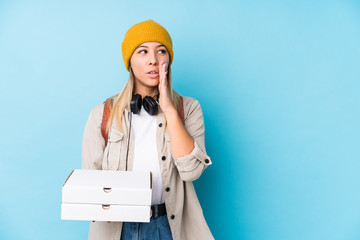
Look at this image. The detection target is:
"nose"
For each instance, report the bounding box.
[148,51,158,66]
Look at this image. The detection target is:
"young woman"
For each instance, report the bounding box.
[82,19,214,240]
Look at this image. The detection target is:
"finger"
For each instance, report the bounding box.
[160,62,167,86]
[163,61,168,73]
[163,62,168,83]
[158,64,165,93]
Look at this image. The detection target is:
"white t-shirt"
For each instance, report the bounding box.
[131,107,165,205]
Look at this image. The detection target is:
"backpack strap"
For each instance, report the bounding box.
[178,95,185,124]
[101,96,184,145]
[101,98,113,146]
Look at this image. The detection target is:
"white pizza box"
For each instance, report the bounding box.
[61,203,151,222]
[62,169,152,205]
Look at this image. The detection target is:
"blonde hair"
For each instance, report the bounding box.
[106,65,181,133]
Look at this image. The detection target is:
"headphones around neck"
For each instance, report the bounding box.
[130,94,159,116]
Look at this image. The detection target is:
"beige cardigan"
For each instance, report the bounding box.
[82,96,214,240]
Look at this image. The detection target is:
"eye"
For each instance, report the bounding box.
[139,49,147,54]
[158,49,167,54]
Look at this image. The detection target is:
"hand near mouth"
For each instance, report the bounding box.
[158,61,175,115]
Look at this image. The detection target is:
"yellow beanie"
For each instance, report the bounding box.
[122,19,174,72]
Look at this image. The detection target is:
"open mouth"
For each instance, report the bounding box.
[147,70,159,78]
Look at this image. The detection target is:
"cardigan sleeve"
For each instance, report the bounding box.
[172,97,212,181]
[82,103,105,170]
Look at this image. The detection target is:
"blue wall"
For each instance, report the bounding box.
[1,0,359,239]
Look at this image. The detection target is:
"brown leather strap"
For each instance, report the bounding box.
[178,95,184,124]
[101,98,113,146]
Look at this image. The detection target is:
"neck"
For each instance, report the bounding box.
[134,85,159,99]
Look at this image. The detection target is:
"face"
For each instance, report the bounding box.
[129,41,170,91]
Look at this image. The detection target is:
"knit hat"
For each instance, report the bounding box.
[122,19,174,72]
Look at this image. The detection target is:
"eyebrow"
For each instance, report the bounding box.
[136,44,166,49]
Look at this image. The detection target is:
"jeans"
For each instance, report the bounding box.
[120,215,173,240]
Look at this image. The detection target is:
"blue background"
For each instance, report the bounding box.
[1,0,359,239]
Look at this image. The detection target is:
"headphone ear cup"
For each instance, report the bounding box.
[130,94,142,114]
[143,96,158,116]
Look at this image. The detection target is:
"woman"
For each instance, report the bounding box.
[82,19,214,240]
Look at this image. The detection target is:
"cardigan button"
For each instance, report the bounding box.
[159,123,163,127]
[205,159,210,164]
[166,187,170,192]
[162,156,166,161]
[171,215,175,220]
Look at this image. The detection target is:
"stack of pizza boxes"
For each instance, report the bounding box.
[61,169,152,222]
